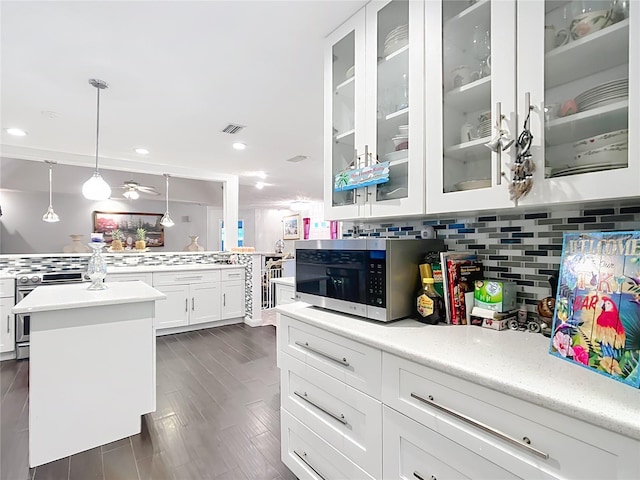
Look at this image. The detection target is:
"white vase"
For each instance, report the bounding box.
[183,235,204,252]
[63,234,91,253]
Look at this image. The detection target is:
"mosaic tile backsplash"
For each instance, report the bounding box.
[343,204,640,314]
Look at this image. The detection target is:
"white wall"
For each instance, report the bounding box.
[0,190,208,254]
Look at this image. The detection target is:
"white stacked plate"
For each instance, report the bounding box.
[477,119,492,138]
[551,162,626,178]
[572,129,628,153]
[455,178,491,191]
[575,78,628,112]
[384,24,408,56]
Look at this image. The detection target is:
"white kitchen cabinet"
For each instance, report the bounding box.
[152,268,245,331]
[425,0,517,213]
[275,282,295,306]
[425,0,638,214]
[517,0,638,206]
[154,284,190,329]
[190,283,221,325]
[324,0,425,221]
[0,279,15,355]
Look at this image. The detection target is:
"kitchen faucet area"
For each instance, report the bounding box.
[1,0,639,479]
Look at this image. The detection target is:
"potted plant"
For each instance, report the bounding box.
[135,228,146,250]
[110,229,124,251]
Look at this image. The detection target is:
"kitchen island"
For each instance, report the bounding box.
[12,281,165,468]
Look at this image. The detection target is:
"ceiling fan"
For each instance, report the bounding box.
[113,181,161,200]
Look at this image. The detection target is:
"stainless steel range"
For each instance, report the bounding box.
[15,270,89,359]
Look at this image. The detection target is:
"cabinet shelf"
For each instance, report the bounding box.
[444,137,491,161]
[385,107,408,121]
[444,76,491,113]
[382,43,409,63]
[443,0,490,31]
[335,76,355,98]
[335,129,355,144]
[545,99,628,146]
[545,20,630,89]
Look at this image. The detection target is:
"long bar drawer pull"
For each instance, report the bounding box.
[294,390,347,425]
[6,315,10,333]
[175,276,203,281]
[410,392,549,460]
[294,340,349,367]
[293,450,326,480]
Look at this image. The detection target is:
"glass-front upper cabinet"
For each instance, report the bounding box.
[518,0,639,205]
[324,0,424,221]
[324,10,365,220]
[425,0,517,214]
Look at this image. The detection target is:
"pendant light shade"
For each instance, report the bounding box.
[160,174,175,227]
[42,160,60,223]
[82,79,111,200]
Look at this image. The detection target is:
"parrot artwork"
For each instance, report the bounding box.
[594,297,626,358]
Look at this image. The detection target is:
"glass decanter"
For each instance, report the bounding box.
[87,242,108,290]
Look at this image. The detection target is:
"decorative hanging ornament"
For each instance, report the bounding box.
[509,104,535,203]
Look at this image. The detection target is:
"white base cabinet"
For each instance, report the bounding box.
[278,313,640,480]
[0,279,15,356]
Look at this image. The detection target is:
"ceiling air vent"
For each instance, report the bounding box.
[221,124,245,135]
[286,155,308,163]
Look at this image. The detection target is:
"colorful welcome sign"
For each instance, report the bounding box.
[334,161,390,192]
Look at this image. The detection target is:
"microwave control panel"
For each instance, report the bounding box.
[367,250,386,307]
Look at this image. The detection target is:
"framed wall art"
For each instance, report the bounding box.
[283,214,300,240]
[93,211,165,247]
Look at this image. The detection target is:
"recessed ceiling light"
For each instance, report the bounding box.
[134,148,149,155]
[5,128,27,136]
[233,142,247,150]
[255,182,265,190]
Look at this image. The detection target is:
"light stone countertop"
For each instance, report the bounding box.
[270,276,294,287]
[12,281,166,314]
[276,302,640,440]
[106,264,244,274]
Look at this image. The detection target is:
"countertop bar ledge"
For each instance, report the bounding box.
[275,302,640,441]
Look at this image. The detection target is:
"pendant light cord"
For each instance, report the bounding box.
[49,164,53,206]
[165,174,170,211]
[95,85,101,173]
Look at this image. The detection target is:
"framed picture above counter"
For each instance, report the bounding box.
[283,214,300,240]
[93,211,165,247]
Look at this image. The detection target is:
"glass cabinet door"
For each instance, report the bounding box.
[542,1,629,179]
[366,0,424,216]
[441,0,494,193]
[324,12,366,219]
[518,0,638,205]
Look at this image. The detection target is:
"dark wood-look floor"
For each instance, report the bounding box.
[1,323,296,480]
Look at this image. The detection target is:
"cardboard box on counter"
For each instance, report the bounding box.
[473,279,517,312]
[470,306,517,330]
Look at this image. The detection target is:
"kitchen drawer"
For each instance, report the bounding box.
[221,268,244,282]
[152,270,220,286]
[0,279,14,298]
[281,408,375,480]
[277,314,381,398]
[275,283,295,305]
[107,273,152,284]
[383,405,517,480]
[382,352,627,479]
[280,352,382,478]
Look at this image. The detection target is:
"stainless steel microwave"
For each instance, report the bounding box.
[294,238,445,322]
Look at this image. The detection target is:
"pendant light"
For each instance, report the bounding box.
[82,79,112,200]
[160,174,175,227]
[42,160,60,222]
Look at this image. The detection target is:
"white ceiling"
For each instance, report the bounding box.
[0,0,366,208]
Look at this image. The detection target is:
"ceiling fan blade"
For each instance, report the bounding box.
[137,186,161,195]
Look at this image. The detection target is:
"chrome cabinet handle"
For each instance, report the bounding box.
[191,297,195,311]
[293,450,326,480]
[223,293,226,307]
[6,315,10,333]
[294,340,349,367]
[410,393,549,459]
[412,472,428,480]
[294,390,347,425]
[227,273,241,277]
[185,298,188,312]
